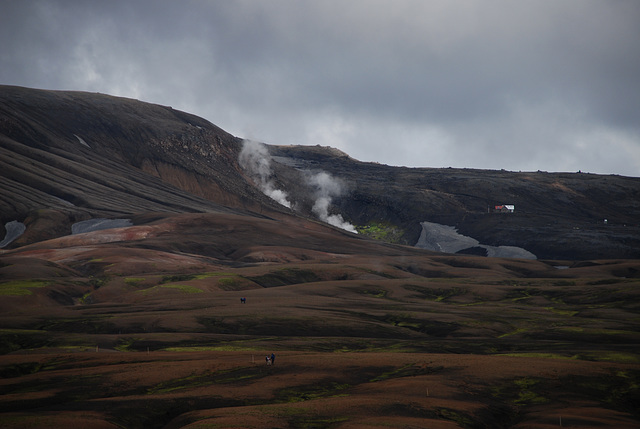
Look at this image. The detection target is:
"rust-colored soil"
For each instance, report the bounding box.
[1,351,638,429]
[1,213,639,428]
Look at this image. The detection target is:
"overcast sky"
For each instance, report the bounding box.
[2,1,639,176]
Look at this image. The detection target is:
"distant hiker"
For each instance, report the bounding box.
[266,355,271,366]
[271,353,275,365]
[240,297,246,304]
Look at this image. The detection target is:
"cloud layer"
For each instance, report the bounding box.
[2,1,639,176]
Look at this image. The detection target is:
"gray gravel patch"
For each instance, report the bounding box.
[0,220,26,248]
[416,221,536,259]
[72,218,132,235]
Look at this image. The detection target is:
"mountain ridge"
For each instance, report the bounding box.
[1,85,639,259]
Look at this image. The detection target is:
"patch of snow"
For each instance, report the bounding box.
[415,222,478,253]
[74,134,91,148]
[415,221,536,259]
[0,220,26,248]
[72,218,132,235]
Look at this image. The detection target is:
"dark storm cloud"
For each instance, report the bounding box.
[1,0,639,176]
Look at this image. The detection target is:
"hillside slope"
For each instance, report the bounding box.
[269,145,640,260]
[0,86,293,245]
[1,209,639,428]
[1,85,639,259]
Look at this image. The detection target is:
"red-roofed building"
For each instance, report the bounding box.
[494,204,515,213]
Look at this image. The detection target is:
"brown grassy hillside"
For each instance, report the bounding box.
[1,212,639,428]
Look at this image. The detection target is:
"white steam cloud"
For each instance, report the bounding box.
[239,140,292,208]
[307,171,357,233]
[238,140,356,233]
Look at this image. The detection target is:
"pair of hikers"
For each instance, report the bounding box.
[265,353,276,366]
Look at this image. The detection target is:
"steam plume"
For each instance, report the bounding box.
[239,140,292,208]
[238,140,356,232]
[307,171,357,233]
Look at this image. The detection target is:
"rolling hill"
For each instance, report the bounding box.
[0,86,639,428]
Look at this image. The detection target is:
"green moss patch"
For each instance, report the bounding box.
[382,313,460,337]
[245,268,321,288]
[359,287,388,298]
[577,351,640,364]
[561,370,640,418]
[114,337,139,352]
[124,277,145,286]
[545,307,578,316]
[380,403,475,426]
[277,381,351,403]
[0,280,50,296]
[370,363,443,382]
[37,317,117,334]
[162,284,202,293]
[139,284,203,294]
[0,329,63,354]
[496,352,577,360]
[512,377,548,405]
[217,277,244,290]
[498,327,529,338]
[160,273,198,283]
[356,221,405,244]
[158,272,240,286]
[0,361,44,378]
[147,367,266,395]
[288,414,349,428]
[491,377,548,407]
[402,284,467,302]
